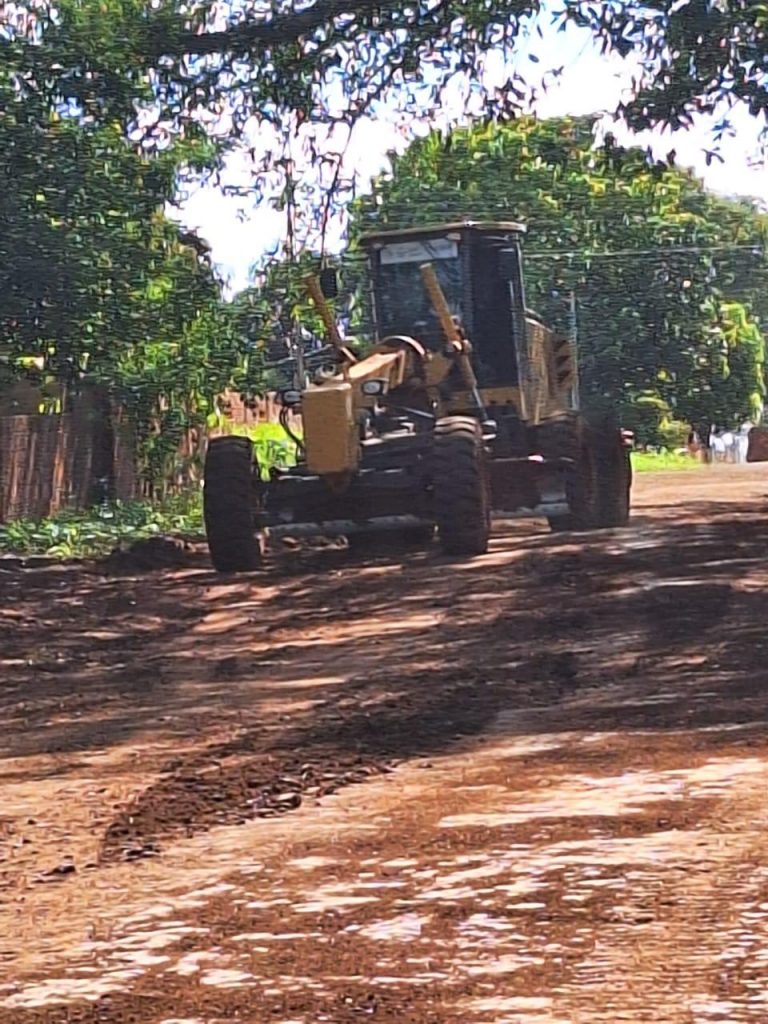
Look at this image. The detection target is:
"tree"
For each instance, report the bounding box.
[0,61,240,488]
[3,1,534,128]
[4,0,765,454]
[5,1,766,314]
[5,0,765,152]
[564,1,768,136]
[351,116,767,440]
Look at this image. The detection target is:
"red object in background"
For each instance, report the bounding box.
[747,427,768,462]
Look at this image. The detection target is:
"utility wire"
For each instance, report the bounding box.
[262,242,765,267]
[524,244,765,260]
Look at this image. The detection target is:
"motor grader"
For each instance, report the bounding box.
[203,220,632,572]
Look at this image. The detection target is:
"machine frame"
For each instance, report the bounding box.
[203,220,632,571]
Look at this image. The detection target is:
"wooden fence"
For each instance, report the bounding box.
[0,383,137,523]
[0,386,292,522]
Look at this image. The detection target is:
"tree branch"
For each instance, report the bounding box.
[152,0,403,59]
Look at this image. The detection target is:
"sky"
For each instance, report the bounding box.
[175,7,768,296]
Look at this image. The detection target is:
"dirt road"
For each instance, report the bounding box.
[2,465,768,1023]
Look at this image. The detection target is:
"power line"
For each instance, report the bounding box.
[262,242,765,267]
[524,244,765,260]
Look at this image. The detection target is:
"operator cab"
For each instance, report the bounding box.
[358,220,529,388]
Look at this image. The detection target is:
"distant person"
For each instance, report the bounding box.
[710,430,726,462]
[695,423,712,462]
[736,422,752,464]
[721,429,735,462]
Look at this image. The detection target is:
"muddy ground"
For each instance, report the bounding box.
[1,465,768,1023]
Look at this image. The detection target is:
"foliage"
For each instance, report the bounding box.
[0,35,245,488]
[564,1,768,137]
[120,300,243,489]
[219,421,301,477]
[0,52,218,373]
[353,116,767,440]
[2,0,766,296]
[657,417,692,453]
[230,253,330,391]
[229,252,372,392]
[0,422,302,558]
[3,0,765,485]
[1,0,549,264]
[3,1,536,139]
[0,494,204,560]
[8,0,765,146]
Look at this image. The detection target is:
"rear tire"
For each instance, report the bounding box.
[432,417,490,556]
[595,431,632,527]
[547,422,599,533]
[204,436,262,573]
[566,434,599,530]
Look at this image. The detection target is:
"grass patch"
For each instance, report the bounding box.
[631,450,704,473]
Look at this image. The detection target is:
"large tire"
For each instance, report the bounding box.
[432,416,490,556]
[547,423,599,533]
[203,436,262,573]
[595,431,632,527]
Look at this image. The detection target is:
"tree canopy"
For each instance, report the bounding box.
[2,0,767,461]
[351,116,767,439]
[0,55,240,484]
[576,1,768,135]
[3,1,765,148]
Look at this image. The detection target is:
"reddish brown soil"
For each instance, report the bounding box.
[2,465,768,1022]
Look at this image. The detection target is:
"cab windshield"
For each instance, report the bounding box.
[373,238,463,351]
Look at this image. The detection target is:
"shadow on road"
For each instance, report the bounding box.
[2,492,767,858]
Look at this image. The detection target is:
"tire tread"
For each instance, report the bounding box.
[204,436,261,572]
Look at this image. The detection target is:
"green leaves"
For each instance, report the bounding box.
[0,495,203,559]
[563,1,768,137]
[0,57,244,492]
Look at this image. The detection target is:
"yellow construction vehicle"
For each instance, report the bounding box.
[204,221,632,571]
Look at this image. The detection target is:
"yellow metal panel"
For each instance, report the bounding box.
[347,350,404,386]
[553,336,576,391]
[522,318,572,423]
[525,317,549,425]
[302,382,359,475]
[319,350,409,409]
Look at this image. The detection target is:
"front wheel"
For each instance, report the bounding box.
[432,417,490,556]
[203,436,262,573]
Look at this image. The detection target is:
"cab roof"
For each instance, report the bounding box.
[358,220,527,247]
